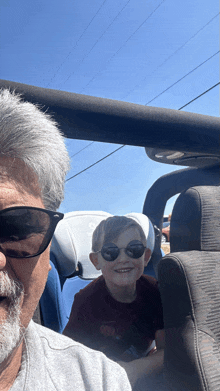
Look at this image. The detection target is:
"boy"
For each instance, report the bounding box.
[63,215,164,362]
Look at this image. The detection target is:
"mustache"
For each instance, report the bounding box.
[0,272,24,302]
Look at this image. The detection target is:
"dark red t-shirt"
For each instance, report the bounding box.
[64,275,164,361]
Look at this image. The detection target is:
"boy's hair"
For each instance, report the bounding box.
[92,216,147,252]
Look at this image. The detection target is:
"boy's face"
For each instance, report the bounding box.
[90,227,151,291]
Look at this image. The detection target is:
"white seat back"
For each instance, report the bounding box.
[50,211,112,279]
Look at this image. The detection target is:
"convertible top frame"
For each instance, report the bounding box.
[0,80,219,164]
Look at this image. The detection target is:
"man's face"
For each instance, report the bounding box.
[0,157,50,361]
[90,227,150,292]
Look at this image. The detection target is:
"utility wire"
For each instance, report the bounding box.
[70,141,95,159]
[178,82,220,110]
[62,0,132,86]
[66,145,125,182]
[65,82,219,182]
[79,0,167,93]
[149,13,219,80]
[123,13,219,100]
[46,0,108,87]
[145,51,219,105]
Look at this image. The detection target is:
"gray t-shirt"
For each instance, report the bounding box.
[10,320,131,391]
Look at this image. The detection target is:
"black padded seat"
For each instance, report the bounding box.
[158,186,220,391]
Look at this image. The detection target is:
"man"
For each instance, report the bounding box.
[0,89,131,390]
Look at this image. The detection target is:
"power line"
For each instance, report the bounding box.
[65,82,219,182]
[46,0,108,88]
[122,13,219,100]
[62,0,132,86]
[66,145,125,182]
[70,141,95,159]
[178,82,220,110]
[79,0,167,93]
[145,51,219,105]
[150,13,219,78]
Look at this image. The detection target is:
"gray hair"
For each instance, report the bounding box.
[0,89,70,210]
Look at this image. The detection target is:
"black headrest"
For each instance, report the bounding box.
[170,186,220,252]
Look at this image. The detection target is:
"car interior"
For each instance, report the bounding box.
[0,79,219,391]
[159,185,220,391]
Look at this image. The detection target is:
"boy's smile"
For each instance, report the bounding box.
[115,268,134,273]
[90,227,151,302]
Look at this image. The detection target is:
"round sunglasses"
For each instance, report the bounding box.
[0,206,64,258]
[97,240,146,262]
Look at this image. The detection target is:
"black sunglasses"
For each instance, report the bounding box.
[0,206,64,258]
[98,240,146,262]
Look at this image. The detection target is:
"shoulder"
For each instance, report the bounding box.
[138,275,159,291]
[136,275,162,308]
[75,275,105,299]
[29,322,131,390]
[34,321,81,349]
[72,276,106,309]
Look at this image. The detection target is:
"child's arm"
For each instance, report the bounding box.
[118,349,164,389]
[117,329,165,387]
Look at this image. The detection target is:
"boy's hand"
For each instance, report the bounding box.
[118,349,164,389]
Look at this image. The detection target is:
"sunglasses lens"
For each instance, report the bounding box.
[0,208,52,258]
[101,243,119,262]
[125,240,145,259]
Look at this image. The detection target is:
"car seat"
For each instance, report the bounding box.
[39,260,66,332]
[157,186,220,391]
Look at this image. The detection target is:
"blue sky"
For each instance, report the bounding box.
[0,0,219,215]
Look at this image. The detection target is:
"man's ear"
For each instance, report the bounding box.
[89,252,101,270]
[144,248,152,266]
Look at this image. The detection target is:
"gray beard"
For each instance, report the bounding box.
[0,272,24,363]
